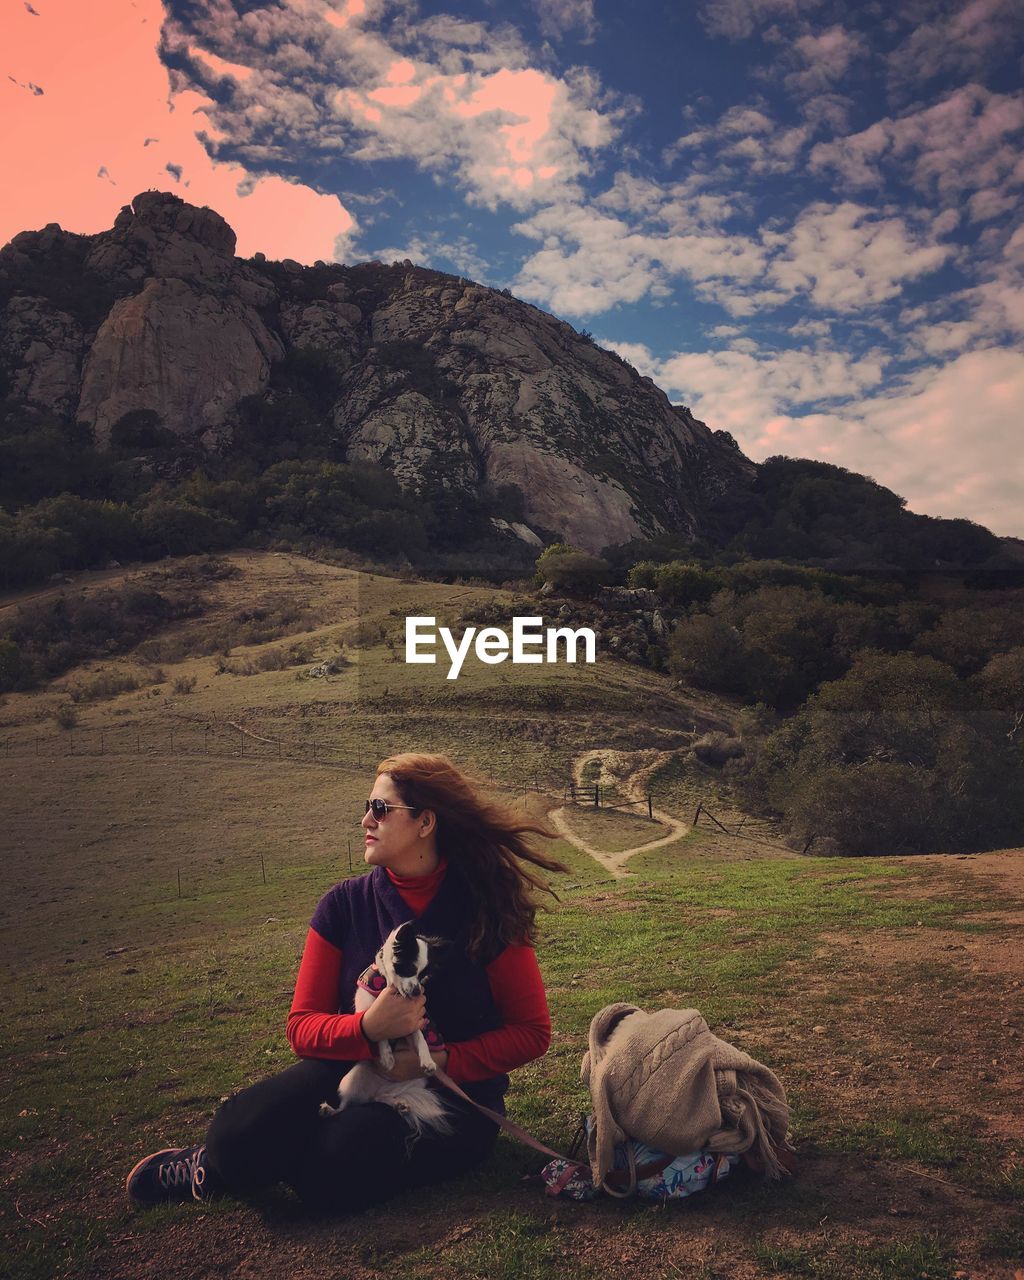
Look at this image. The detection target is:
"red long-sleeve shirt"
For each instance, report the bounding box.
[287,863,551,1083]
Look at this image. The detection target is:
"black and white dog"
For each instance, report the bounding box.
[319,922,452,1136]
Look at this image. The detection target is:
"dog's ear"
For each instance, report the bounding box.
[420,934,450,951]
[419,935,451,977]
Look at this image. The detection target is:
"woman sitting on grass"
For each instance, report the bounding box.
[126,753,566,1213]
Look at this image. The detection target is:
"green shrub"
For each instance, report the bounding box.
[536,550,612,597]
[4,583,204,688]
[669,585,904,712]
[54,703,77,730]
[749,651,1024,854]
[0,638,30,693]
[67,671,140,702]
[973,647,1024,744]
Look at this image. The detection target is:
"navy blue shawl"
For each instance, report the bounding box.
[310,864,508,1111]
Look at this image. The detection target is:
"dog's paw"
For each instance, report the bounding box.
[422,1060,437,1075]
[319,1102,337,1118]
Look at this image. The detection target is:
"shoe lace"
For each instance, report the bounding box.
[158,1146,205,1191]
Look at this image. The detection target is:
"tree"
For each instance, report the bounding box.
[0,638,29,692]
[535,547,612,596]
[750,651,1024,854]
[670,585,900,711]
[973,647,1024,746]
[137,500,239,557]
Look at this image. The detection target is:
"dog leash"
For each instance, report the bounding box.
[433,1070,705,1195]
[432,1067,575,1163]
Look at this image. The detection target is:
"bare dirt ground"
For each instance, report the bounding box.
[549,748,689,876]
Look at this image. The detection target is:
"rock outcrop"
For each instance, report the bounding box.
[0,190,755,550]
[78,277,282,445]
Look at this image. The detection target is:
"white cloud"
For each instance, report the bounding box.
[512,204,664,312]
[765,201,953,311]
[784,25,867,95]
[515,187,953,319]
[369,231,491,279]
[809,84,1024,212]
[594,338,658,376]
[163,0,621,214]
[788,316,832,339]
[901,273,1024,357]
[645,344,887,420]
[512,193,776,316]
[603,336,1024,537]
[886,0,1024,92]
[665,103,811,174]
[531,0,597,42]
[699,0,822,41]
[811,348,1024,537]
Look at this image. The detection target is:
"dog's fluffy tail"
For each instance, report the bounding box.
[381,1080,454,1137]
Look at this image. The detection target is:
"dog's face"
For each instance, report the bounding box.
[376,922,431,997]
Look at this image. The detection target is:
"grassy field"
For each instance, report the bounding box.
[1,552,1022,1280]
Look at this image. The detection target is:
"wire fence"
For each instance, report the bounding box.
[4,724,377,768]
[1,723,564,800]
[561,779,655,819]
[691,799,801,855]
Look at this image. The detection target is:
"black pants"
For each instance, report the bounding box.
[203,1059,500,1213]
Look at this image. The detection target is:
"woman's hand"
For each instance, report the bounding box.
[377,1046,449,1081]
[360,986,427,1043]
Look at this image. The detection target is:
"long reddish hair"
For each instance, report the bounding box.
[376,753,568,960]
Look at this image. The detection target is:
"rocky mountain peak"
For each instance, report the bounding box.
[112,190,236,255]
[1,192,755,551]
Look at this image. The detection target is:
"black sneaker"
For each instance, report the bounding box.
[125,1144,215,1206]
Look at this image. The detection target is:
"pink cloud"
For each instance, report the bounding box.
[188,44,253,81]
[608,337,1024,537]
[2,0,357,262]
[324,0,368,30]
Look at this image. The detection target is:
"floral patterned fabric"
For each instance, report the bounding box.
[540,1117,739,1201]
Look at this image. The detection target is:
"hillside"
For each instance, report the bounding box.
[1,550,1022,1279]
[0,191,753,554]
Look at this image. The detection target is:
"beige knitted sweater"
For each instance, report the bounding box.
[581,1004,792,1191]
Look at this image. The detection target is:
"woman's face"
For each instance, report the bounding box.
[361,773,430,874]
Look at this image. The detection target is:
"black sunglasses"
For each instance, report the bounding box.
[364,799,420,819]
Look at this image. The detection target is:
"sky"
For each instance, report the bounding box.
[3,0,1023,538]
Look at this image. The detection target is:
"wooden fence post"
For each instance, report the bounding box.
[692,801,703,827]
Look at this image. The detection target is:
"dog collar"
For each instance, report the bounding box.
[357,963,388,996]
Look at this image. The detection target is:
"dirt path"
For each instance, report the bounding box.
[547,748,690,876]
